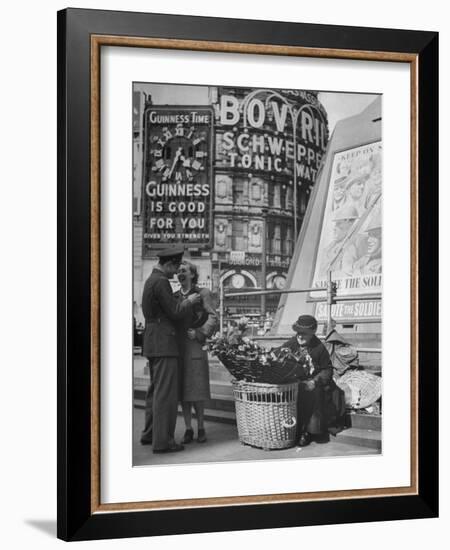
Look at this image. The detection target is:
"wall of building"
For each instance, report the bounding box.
[133,84,329,319]
[210,86,328,316]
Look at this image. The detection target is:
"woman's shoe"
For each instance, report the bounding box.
[197,428,207,443]
[182,428,194,444]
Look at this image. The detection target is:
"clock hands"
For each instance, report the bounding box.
[157,135,204,181]
[168,147,182,178]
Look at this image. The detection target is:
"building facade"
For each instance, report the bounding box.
[133,85,329,321]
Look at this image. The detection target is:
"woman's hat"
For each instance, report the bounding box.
[292,314,318,334]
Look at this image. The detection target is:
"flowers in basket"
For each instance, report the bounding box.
[206,328,314,383]
[208,332,263,361]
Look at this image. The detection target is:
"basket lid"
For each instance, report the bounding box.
[336,370,381,409]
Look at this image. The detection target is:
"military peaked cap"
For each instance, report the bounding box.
[156,244,185,260]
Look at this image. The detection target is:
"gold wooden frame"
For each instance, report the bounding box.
[90,35,419,514]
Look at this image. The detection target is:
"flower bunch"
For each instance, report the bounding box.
[274,346,315,380]
[208,333,263,360]
[207,333,314,383]
[237,316,250,329]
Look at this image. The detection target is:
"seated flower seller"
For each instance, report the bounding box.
[279,314,344,447]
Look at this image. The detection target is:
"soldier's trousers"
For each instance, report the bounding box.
[141,357,179,450]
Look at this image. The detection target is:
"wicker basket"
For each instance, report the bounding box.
[232,380,299,450]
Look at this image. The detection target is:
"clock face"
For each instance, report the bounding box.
[274,275,286,290]
[231,273,245,289]
[150,123,209,183]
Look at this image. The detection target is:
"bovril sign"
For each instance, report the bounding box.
[218,92,328,183]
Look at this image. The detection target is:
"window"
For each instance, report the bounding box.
[300,188,307,215]
[267,222,275,254]
[286,186,293,210]
[268,183,275,207]
[233,178,248,204]
[274,224,281,254]
[232,219,248,250]
[274,183,281,208]
[280,184,287,210]
[280,225,286,254]
[285,225,293,256]
[251,179,262,201]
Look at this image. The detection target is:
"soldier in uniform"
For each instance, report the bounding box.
[140,245,201,453]
[353,213,382,275]
[343,174,366,216]
[319,204,359,277]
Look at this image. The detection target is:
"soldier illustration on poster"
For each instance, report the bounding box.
[312,141,382,295]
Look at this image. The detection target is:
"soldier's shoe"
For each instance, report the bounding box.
[297,432,311,447]
[153,443,184,454]
[140,437,152,446]
[197,428,207,443]
[182,428,194,444]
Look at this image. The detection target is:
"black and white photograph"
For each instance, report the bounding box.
[0,0,444,545]
[132,83,383,466]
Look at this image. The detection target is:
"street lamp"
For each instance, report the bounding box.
[212,251,224,334]
[261,206,268,318]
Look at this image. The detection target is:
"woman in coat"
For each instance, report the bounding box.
[175,261,218,444]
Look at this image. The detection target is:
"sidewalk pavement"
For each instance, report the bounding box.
[133,407,377,467]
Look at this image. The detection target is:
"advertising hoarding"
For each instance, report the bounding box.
[142,106,213,254]
[311,141,382,299]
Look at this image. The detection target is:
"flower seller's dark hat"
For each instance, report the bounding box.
[292,314,318,335]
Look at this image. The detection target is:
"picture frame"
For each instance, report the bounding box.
[57,7,438,541]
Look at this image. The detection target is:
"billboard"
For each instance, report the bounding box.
[216,90,328,187]
[141,106,213,254]
[315,300,382,321]
[311,141,382,297]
